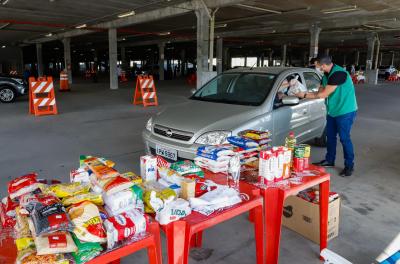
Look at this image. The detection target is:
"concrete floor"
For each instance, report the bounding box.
[1,78,399,264]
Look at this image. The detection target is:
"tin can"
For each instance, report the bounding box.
[299,144,311,158]
[294,145,305,158]
[293,157,304,172]
[303,157,309,169]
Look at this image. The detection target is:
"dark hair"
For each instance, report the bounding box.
[316,54,332,65]
[309,57,317,65]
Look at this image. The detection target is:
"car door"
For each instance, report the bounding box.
[303,71,326,140]
[272,72,311,145]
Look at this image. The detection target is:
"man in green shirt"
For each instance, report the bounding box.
[295,55,358,176]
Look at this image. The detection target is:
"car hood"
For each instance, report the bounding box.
[153,99,262,134]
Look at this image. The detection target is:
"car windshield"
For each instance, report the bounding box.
[191,73,276,106]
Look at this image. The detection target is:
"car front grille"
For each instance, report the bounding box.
[153,124,194,142]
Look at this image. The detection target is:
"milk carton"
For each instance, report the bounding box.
[140,155,157,182]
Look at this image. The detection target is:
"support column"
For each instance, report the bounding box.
[108,28,118,90]
[180,49,186,76]
[269,50,273,67]
[309,24,322,60]
[196,8,210,89]
[223,47,229,70]
[325,48,330,56]
[216,37,223,74]
[355,50,360,66]
[374,37,380,70]
[366,34,376,70]
[158,42,165,81]
[63,38,72,85]
[282,44,287,66]
[208,10,216,72]
[379,52,383,67]
[391,52,395,66]
[36,43,43,77]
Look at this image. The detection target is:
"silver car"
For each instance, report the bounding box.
[143,67,326,161]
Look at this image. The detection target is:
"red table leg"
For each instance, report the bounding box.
[264,188,285,264]
[252,204,264,264]
[165,220,187,264]
[108,260,120,264]
[319,180,330,260]
[148,222,162,264]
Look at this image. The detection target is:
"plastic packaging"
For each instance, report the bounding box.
[170,160,204,177]
[34,232,77,255]
[67,201,107,243]
[155,197,191,225]
[49,183,90,199]
[8,173,39,199]
[84,157,119,179]
[71,233,102,264]
[121,171,142,185]
[103,188,137,212]
[140,155,158,182]
[70,168,90,183]
[103,176,134,196]
[158,167,184,186]
[239,129,271,140]
[227,136,259,149]
[62,192,103,207]
[104,209,148,249]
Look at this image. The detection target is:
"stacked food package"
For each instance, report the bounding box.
[0,156,149,264]
[194,130,272,173]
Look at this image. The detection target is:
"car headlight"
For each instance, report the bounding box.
[195,131,231,145]
[146,117,153,132]
[12,78,24,85]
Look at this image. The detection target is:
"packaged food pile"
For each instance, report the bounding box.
[1,156,149,264]
[195,130,272,173]
[297,188,339,204]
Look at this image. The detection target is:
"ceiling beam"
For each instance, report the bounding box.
[25,0,245,44]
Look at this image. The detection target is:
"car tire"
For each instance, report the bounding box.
[314,127,327,147]
[0,86,16,103]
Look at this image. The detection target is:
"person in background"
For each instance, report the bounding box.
[308,57,317,69]
[350,64,356,76]
[295,55,358,177]
[23,67,30,84]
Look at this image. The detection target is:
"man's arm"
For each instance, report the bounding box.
[296,85,337,99]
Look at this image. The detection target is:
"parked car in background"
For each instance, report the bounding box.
[378,65,397,79]
[0,74,28,103]
[143,67,327,161]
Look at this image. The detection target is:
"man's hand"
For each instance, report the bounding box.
[295,92,306,98]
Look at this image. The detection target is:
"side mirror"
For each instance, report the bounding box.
[190,88,197,95]
[282,96,299,105]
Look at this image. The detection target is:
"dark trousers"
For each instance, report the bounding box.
[325,111,357,168]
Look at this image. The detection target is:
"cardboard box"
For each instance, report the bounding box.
[282,195,340,244]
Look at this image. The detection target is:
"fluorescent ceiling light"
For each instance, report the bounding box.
[75,24,87,29]
[236,4,282,14]
[2,0,10,5]
[45,33,53,37]
[118,10,135,18]
[158,31,171,36]
[322,5,357,14]
[215,23,227,28]
[1,45,6,48]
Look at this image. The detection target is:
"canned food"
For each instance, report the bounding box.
[299,144,311,158]
[294,145,305,158]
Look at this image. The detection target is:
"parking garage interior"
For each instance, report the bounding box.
[1,1,400,264]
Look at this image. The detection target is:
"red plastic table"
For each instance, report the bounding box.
[160,172,264,264]
[260,165,330,264]
[0,221,162,264]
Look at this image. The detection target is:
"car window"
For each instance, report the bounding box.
[273,73,303,109]
[303,72,321,92]
[191,73,276,106]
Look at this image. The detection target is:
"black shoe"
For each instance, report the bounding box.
[312,160,335,167]
[340,167,354,177]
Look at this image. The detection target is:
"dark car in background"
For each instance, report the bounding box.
[0,74,28,103]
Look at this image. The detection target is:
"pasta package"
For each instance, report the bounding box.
[49,183,90,199]
[84,157,119,180]
[62,193,103,207]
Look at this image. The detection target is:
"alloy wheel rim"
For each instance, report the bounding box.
[0,89,14,102]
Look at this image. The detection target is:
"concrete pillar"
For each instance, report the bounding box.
[379,52,383,67]
[158,42,165,81]
[36,43,43,77]
[355,50,360,66]
[325,48,330,56]
[216,37,223,74]
[282,44,287,66]
[108,28,118,90]
[223,47,229,70]
[196,8,210,88]
[366,34,376,70]
[374,38,380,70]
[209,11,216,72]
[269,50,273,66]
[63,38,72,85]
[260,53,265,67]
[309,24,322,60]
[391,52,395,66]
[343,54,346,66]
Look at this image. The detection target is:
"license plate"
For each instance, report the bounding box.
[156,145,178,161]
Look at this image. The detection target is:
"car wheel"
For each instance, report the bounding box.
[314,127,327,147]
[0,86,16,103]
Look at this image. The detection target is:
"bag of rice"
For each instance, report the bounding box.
[34,232,77,255]
[8,173,39,199]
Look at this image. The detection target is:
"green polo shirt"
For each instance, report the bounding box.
[321,64,358,117]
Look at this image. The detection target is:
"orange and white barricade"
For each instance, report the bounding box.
[133,75,158,107]
[9,70,18,76]
[29,76,58,116]
[120,70,128,82]
[59,71,70,91]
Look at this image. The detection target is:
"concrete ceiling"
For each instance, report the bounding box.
[2,0,400,51]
